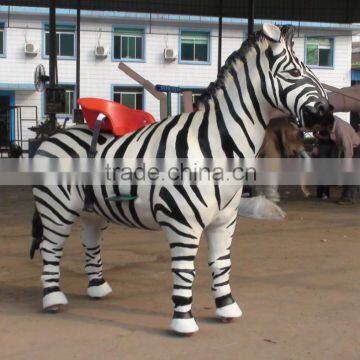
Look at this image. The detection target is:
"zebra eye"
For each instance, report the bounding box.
[288,69,301,77]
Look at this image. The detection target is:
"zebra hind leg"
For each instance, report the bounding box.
[39,216,74,312]
[164,230,201,335]
[81,215,112,299]
[205,211,242,322]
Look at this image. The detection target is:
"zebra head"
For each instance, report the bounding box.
[261,24,333,129]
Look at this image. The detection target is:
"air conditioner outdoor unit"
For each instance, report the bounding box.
[95,45,109,58]
[164,48,176,61]
[25,42,38,56]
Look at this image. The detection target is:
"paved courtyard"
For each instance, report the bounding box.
[0,186,359,359]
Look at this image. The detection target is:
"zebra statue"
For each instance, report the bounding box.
[31,24,332,335]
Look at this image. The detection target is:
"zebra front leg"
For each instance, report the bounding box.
[205,211,242,322]
[166,232,201,335]
[34,186,80,312]
[81,215,112,299]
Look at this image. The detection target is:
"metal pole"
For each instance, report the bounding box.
[49,0,57,130]
[217,0,223,74]
[76,4,81,107]
[49,1,57,87]
[248,0,255,36]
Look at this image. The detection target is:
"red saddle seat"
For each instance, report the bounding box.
[78,98,156,136]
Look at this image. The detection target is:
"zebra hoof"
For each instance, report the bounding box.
[170,318,199,335]
[216,302,242,321]
[43,291,68,312]
[87,280,112,299]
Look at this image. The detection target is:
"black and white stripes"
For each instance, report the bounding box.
[32,24,331,334]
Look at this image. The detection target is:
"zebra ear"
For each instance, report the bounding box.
[262,23,281,42]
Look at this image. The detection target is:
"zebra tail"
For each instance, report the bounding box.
[30,209,43,259]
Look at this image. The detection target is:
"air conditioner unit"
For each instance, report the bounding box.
[164,48,176,61]
[25,42,38,56]
[95,45,109,58]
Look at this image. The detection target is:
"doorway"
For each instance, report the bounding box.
[0,91,14,147]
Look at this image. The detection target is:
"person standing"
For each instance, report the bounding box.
[330,116,360,204]
[312,129,338,200]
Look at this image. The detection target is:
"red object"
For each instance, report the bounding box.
[78,98,156,136]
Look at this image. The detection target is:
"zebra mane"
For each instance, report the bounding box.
[196,25,293,108]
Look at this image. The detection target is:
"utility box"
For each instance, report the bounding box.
[45,87,66,115]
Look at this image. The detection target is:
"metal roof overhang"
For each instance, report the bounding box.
[0,0,359,23]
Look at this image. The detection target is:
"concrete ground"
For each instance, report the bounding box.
[0,186,359,360]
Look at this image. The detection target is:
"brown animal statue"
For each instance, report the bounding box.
[256,116,309,201]
[258,116,305,158]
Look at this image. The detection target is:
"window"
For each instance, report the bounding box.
[180,88,205,112]
[61,85,75,115]
[45,24,75,58]
[113,28,144,60]
[306,37,334,67]
[180,31,210,63]
[0,23,4,56]
[113,86,143,110]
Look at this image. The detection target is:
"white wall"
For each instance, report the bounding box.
[0,12,353,138]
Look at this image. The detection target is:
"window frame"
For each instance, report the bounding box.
[178,87,206,113]
[112,85,145,110]
[112,25,146,62]
[305,36,335,69]
[62,85,76,116]
[43,23,76,60]
[179,29,211,65]
[0,22,6,58]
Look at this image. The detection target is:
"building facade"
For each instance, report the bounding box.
[0,7,358,147]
